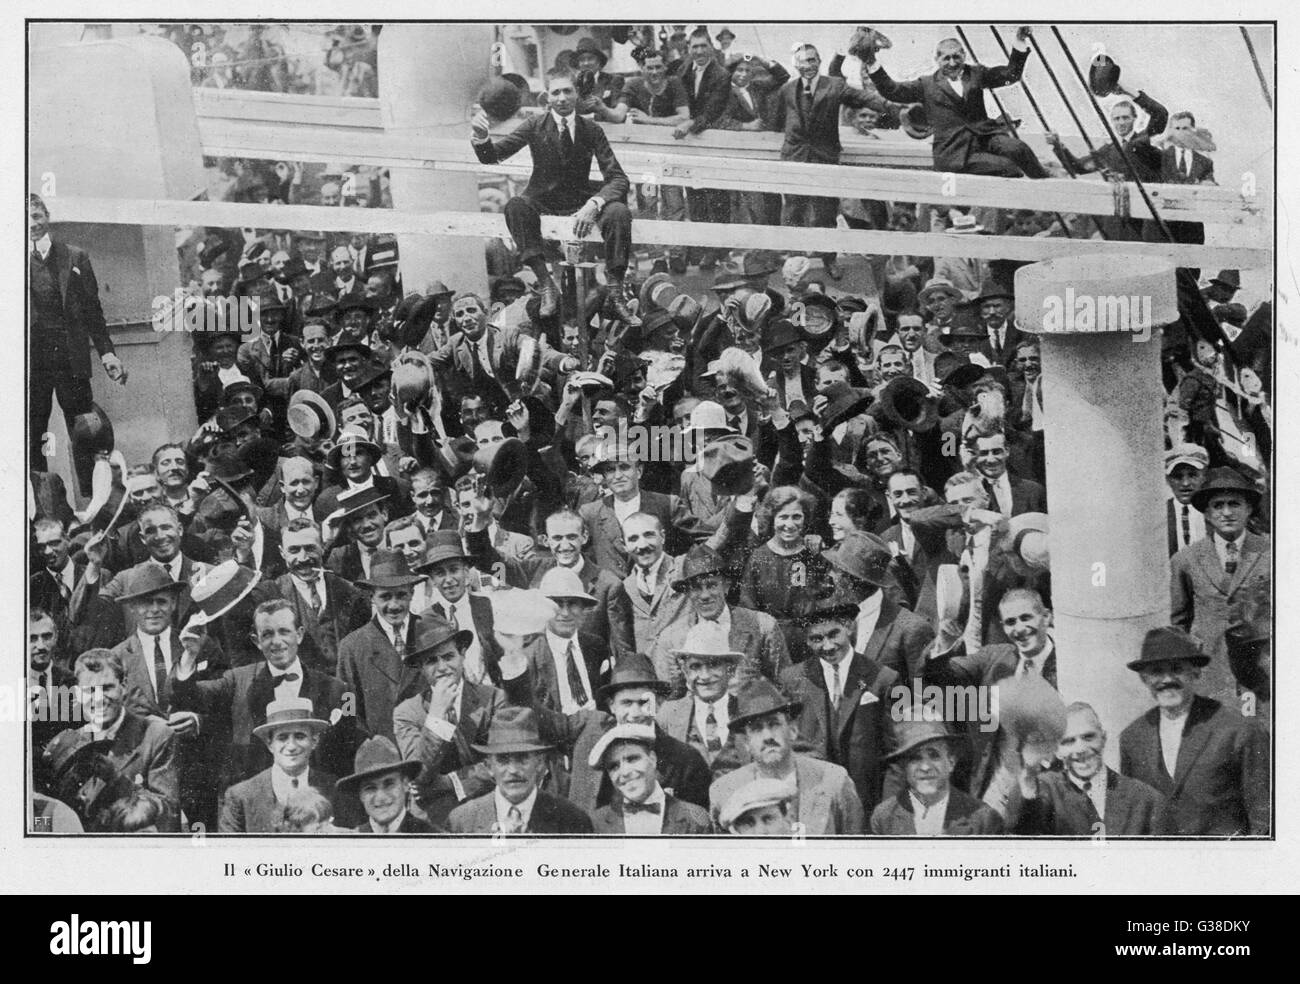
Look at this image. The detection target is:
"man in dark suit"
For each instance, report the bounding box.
[446,706,594,834]
[29,193,127,495]
[673,27,733,271]
[772,41,886,279]
[971,430,1047,517]
[471,68,638,324]
[170,597,364,790]
[31,517,82,635]
[882,469,958,625]
[1119,627,1268,836]
[512,568,610,717]
[338,736,434,833]
[588,723,711,834]
[656,622,751,779]
[1011,701,1170,836]
[413,531,507,688]
[780,598,902,818]
[1046,84,1168,183]
[865,29,1047,179]
[1152,111,1216,263]
[1165,443,1209,556]
[974,281,1025,367]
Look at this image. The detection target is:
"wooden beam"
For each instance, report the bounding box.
[52,195,1271,270]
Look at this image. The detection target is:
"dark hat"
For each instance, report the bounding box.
[473,437,529,499]
[974,279,1014,305]
[1212,302,1249,327]
[221,379,263,404]
[214,404,259,436]
[597,653,673,702]
[205,449,255,484]
[1209,269,1241,291]
[638,272,674,312]
[728,678,803,732]
[490,275,529,304]
[1190,467,1261,512]
[1088,53,1121,98]
[1127,626,1212,671]
[935,353,985,391]
[71,404,115,456]
[716,26,736,42]
[711,262,751,292]
[116,564,189,604]
[699,434,756,496]
[500,72,530,94]
[336,736,422,792]
[325,339,373,364]
[818,381,873,427]
[402,615,474,666]
[900,102,932,140]
[327,426,384,471]
[877,376,940,432]
[885,720,964,762]
[829,531,896,588]
[836,295,868,314]
[787,400,816,425]
[574,36,610,67]
[335,484,391,522]
[762,318,803,353]
[355,549,426,590]
[790,578,861,626]
[355,362,392,392]
[670,544,732,592]
[471,706,554,755]
[305,295,337,320]
[479,76,523,122]
[334,294,378,317]
[414,530,470,571]
[277,256,309,283]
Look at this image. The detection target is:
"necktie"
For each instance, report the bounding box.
[565,641,589,707]
[1021,657,1035,677]
[290,777,300,790]
[1224,540,1239,575]
[985,480,1002,515]
[1080,779,1092,792]
[624,800,663,815]
[152,636,169,710]
[443,603,460,631]
[271,671,300,687]
[1181,151,1191,178]
[829,662,841,711]
[559,115,574,157]
[728,415,741,431]
[55,572,71,604]
[704,704,722,753]
[446,699,459,727]
[1180,505,1191,547]
[505,805,525,833]
[393,626,407,659]
[307,579,323,615]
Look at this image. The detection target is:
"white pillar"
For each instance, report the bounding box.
[1014,255,1178,760]
[378,25,498,299]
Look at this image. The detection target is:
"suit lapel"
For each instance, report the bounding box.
[1192,538,1230,595]
[837,655,873,740]
[54,242,73,303]
[1225,537,1264,595]
[366,621,403,686]
[1171,698,1215,794]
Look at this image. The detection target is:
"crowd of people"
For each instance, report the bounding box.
[28,24,1271,838]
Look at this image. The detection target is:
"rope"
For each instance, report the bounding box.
[1026,32,1097,154]
[988,26,1077,179]
[1239,26,1273,111]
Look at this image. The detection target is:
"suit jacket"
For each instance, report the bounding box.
[237,331,300,384]
[580,489,697,574]
[30,559,85,632]
[271,572,372,677]
[654,605,792,699]
[1166,498,1207,557]
[447,789,594,834]
[593,793,712,835]
[679,57,732,133]
[1009,766,1170,837]
[525,556,635,661]
[29,470,76,528]
[1169,533,1271,702]
[70,555,201,636]
[870,50,1030,173]
[316,474,413,520]
[1055,90,1168,182]
[394,683,508,827]
[869,787,1005,835]
[657,693,750,779]
[567,718,713,814]
[1159,146,1216,185]
[29,241,115,378]
[718,66,791,131]
[517,631,610,716]
[427,324,567,394]
[353,812,440,834]
[218,767,343,833]
[882,521,957,625]
[624,554,692,682]
[709,754,866,834]
[1119,695,1269,836]
[1005,476,1047,516]
[861,595,936,682]
[423,592,507,686]
[337,617,427,741]
[773,74,876,164]
[781,653,901,816]
[472,111,629,213]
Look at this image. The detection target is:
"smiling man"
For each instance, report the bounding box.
[1011,702,1169,836]
[588,723,711,834]
[338,735,432,833]
[869,721,1003,835]
[1164,444,1208,554]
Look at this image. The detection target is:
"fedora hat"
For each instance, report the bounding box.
[1127,626,1211,671]
[997,674,1068,766]
[716,26,737,42]
[252,696,329,742]
[666,291,703,324]
[70,404,115,456]
[574,36,609,67]
[287,390,336,442]
[686,400,736,435]
[638,272,673,312]
[355,362,392,392]
[479,76,523,122]
[355,550,426,590]
[877,376,940,432]
[590,440,641,473]
[818,381,874,427]
[790,581,861,627]
[334,294,378,317]
[587,722,656,769]
[900,102,932,140]
[718,777,798,829]
[325,339,373,364]
[336,735,422,792]
[884,720,965,762]
[762,318,803,353]
[711,261,751,292]
[1088,52,1121,97]
[787,400,816,425]
[699,434,756,495]
[221,379,264,404]
[670,546,733,593]
[203,450,254,485]
[1208,269,1241,291]
[214,404,258,436]
[190,561,262,621]
[335,483,391,521]
[116,564,189,605]
[538,566,597,605]
[935,353,985,391]
[829,530,896,588]
[597,653,672,702]
[974,279,1014,305]
[327,426,384,471]
[1190,466,1261,512]
[402,615,474,667]
[471,705,555,755]
[570,370,614,392]
[728,678,802,732]
[918,276,964,306]
[1212,302,1248,327]
[413,530,470,571]
[672,618,743,667]
[473,437,529,499]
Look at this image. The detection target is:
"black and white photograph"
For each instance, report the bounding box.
[11,5,1294,902]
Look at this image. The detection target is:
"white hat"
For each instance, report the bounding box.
[719,777,797,829]
[1165,443,1210,473]
[672,620,744,662]
[687,401,735,434]
[538,566,597,605]
[489,589,556,635]
[587,723,657,768]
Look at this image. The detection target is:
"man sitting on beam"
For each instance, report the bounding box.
[471,66,640,326]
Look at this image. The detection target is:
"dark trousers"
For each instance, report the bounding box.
[962,133,1048,178]
[687,187,730,264]
[503,196,633,279]
[782,193,840,263]
[30,367,95,496]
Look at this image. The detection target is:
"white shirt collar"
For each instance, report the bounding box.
[1016,637,1054,675]
[634,553,668,594]
[855,591,884,650]
[33,234,52,258]
[271,764,311,803]
[820,651,853,698]
[83,708,127,741]
[370,808,408,834]
[268,657,305,698]
[157,554,184,581]
[622,783,667,834]
[910,791,950,833]
[495,786,539,829]
[378,617,411,649]
[551,109,576,132]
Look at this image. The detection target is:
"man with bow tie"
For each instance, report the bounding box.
[589,723,712,834]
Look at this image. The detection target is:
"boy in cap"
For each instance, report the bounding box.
[338,736,434,833]
[1165,443,1208,554]
[718,777,797,835]
[869,721,1004,834]
[588,723,711,834]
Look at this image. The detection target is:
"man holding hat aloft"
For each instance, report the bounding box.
[708,677,865,833]
[1119,627,1268,836]
[219,696,353,832]
[338,735,434,833]
[588,722,712,834]
[1169,466,1271,704]
[446,706,594,834]
[869,721,1004,835]
[392,615,507,827]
